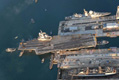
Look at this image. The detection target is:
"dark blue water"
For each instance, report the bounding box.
[0,0,119,80]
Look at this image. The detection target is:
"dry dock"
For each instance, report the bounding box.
[18,34,97,55]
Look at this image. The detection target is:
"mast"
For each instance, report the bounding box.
[98,66,102,73]
[116,6,119,20]
[86,67,89,75]
[84,9,89,16]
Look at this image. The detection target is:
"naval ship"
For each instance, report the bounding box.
[65,9,111,20]
[6,48,16,53]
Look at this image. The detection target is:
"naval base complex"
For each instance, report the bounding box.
[18,6,119,80]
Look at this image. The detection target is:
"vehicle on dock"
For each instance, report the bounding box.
[6,48,16,53]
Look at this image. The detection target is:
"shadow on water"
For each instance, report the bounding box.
[22,50,52,60]
[38,53,52,59]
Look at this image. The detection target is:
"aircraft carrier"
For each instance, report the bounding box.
[17,6,119,80]
[18,33,97,55]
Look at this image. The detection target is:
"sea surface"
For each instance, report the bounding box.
[0,0,119,80]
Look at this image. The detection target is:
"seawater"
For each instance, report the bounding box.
[0,0,119,80]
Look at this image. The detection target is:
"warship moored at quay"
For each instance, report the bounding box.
[17,6,119,80]
[58,6,119,37]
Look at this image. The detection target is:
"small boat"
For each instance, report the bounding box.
[19,51,24,57]
[41,58,44,63]
[97,40,109,45]
[50,31,52,35]
[14,36,18,39]
[35,0,38,3]
[6,48,16,53]
[44,9,47,12]
[31,18,35,24]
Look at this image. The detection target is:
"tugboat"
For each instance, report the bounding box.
[31,18,35,24]
[19,51,24,57]
[41,58,45,63]
[38,30,52,41]
[97,40,109,45]
[6,48,16,53]
[14,36,18,39]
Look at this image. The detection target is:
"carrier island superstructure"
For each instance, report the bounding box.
[18,6,119,80]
